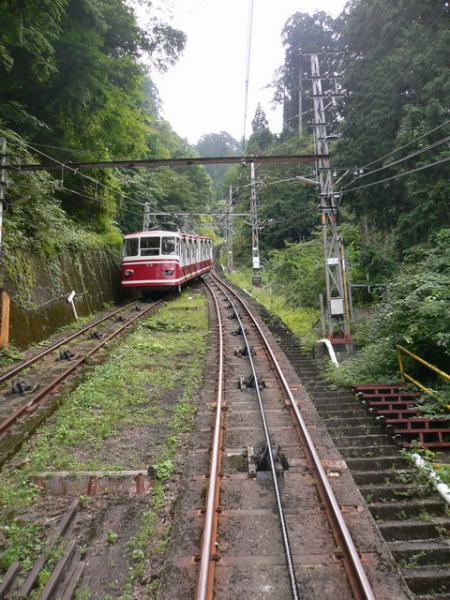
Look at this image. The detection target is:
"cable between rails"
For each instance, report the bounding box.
[212,272,376,600]
[208,276,300,600]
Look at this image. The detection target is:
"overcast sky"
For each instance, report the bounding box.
[142,1,346,145]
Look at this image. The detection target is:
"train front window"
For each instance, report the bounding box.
[124,238,139,257]
[161,237,177,255]
[140,237,160,256]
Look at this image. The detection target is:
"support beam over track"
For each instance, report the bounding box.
[5,154,323,172]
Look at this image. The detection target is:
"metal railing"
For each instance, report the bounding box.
[396,344,450,407]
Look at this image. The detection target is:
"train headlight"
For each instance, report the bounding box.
[124,269,134,277]
[164,269,174,277]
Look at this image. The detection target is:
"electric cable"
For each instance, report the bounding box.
[358,119,450,171]
[0,127,169,216]
[342,155,450,193]
[347,134,450,185]
[242,0,255,158]
[60,186,143,218]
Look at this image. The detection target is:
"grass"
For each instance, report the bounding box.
[0,289,208,583]
[224,266,319,349]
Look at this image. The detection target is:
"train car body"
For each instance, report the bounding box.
[121,230,213,290]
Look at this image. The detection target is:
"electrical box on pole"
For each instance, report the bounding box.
[250,162,261,285]
[308,53,351,340]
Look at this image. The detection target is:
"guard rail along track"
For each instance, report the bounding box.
[0,298,164,465]
[197,272,377,600]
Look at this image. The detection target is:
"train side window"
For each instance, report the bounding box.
[124,238,139,257]
[161,236,176,255]
[140,237,160,256]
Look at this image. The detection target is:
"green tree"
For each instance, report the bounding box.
[337,0,450,252]
[195,131,240,198]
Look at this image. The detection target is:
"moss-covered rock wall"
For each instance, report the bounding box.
[5,245,121,349]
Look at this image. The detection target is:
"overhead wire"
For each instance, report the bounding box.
[60,186,143,218]
[358,119,450,171]
[241,0,255,158]
[346,134,450,185]
[342,155,450,193]
[0,127,168,216]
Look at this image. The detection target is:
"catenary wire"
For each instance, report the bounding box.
[242,0,255,158]
[348,134,450,184]
[358,119,450,170]
[342,155,450,193]
[0,127,169,216]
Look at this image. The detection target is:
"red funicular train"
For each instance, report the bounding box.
[121,230,213,291]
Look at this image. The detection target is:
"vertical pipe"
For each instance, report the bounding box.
[319,293,326,338]
[0,289,10,348]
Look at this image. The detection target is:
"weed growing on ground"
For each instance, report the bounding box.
[0,290,208,582]
[0,346,23,368]
[400,551,427,569]
[225,267,319,349]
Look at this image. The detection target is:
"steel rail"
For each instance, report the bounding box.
[211,278,300,599]
[211,272,376,600]
[196,280,224,600]
[0,300,140,385]
[0,300,163,438]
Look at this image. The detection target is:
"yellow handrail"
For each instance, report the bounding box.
[396,344,450,408]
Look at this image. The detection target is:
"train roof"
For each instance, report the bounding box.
[124,230,211,240]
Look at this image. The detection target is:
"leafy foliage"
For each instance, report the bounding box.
[0,0,215,254]
[336,1,450,252]
[195,131,240,198]
[330,229,450,385]
[267,236,324,308]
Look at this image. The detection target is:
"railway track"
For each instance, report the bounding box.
[0,298,163,465]
[223,280,450,600]
[163,273,409,599]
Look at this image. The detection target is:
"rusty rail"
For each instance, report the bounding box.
[210,272,375,600]
[196,280,224,600]
[0,300,140,385]
[0,300,163,438]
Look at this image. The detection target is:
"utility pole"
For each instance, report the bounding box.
[309,53,351,339]
[0,138,10,348]
[250,162,261,285]
[142,202,151,231]
[298,59,303,136]
[227,186,234,272]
